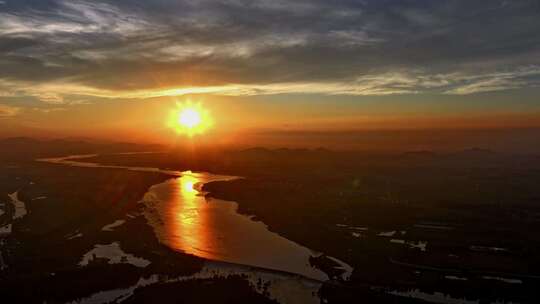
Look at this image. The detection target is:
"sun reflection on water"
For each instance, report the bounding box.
[142,170,330,280]
[168,172,211,257]
[182,179,196,194]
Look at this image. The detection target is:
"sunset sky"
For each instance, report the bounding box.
[0,0,539,146]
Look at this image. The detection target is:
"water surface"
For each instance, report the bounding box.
[40,155,330,281]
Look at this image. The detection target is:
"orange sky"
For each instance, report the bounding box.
[1,1,540,148]
[1,93,539,150]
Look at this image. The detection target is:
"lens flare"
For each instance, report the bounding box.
[168,101,213,137]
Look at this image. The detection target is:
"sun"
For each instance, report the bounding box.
[168,101,212,137]
[178,108,201,128]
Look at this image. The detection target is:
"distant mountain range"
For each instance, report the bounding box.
[0,137,163,161]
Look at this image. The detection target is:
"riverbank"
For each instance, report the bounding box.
[1,154,345,303]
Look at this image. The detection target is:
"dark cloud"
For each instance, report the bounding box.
[0,0,539,102]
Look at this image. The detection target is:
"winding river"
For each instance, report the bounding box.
[39,154,343,282]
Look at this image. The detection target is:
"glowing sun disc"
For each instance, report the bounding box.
[179,109,201,128]
[168,101,212,137]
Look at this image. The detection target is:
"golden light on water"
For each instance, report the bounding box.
[182,179,196,194]
[169,172,209,254]
[168,101,213,137]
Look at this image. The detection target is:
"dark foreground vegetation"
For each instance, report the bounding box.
[87,144,540,302]
[2,137,540,303]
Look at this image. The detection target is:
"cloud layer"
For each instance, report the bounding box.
[1,0,540,105]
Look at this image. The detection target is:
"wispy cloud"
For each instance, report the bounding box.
[2,67,540,105]
[0,0,539,106]
[0,0,148,36]
[444,67,540,95]
[0,104,20,117]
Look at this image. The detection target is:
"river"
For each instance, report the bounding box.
[39,154,342,281]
